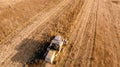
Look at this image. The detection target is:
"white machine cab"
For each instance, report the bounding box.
[45,35,65,63]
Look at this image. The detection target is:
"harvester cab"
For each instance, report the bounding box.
[44,35,67,63]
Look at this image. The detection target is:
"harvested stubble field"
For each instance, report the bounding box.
[0,0,120,67]
[0,0,61,43]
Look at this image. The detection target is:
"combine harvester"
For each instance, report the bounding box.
[44,35,67,64]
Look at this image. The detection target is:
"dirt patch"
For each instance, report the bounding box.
[112,0,120,4]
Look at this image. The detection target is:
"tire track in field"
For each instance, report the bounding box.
[92,0,120,67]
[70,0,98,67]
[63,0,95,66]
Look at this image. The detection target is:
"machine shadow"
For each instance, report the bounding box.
[11,38,50,65]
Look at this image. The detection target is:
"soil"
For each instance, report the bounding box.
[0,0,120,67]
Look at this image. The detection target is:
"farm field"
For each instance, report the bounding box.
[0,0,120,67]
